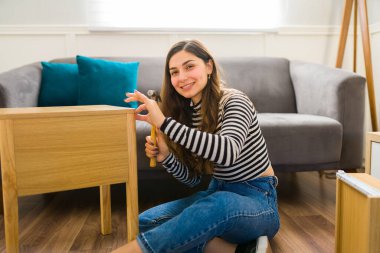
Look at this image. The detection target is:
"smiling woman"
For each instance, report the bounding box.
[169,50,213,104]
[88,0,281,32]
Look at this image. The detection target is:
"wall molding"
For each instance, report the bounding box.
[0,24,379,36]
[371,22,380,34]
[277,25,340,35]
[0,25,89,35]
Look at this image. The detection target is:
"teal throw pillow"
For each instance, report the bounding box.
[38,62,79,106]
[76,56,139,108]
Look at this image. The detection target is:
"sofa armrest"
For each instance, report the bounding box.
[0,63,42,108]
[290,61,366,168]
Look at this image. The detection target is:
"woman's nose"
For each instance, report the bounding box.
[178,71,187,82]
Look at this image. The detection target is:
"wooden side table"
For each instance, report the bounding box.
[335,172,380,253]
[0,105,139,253]
[365,132,380,180]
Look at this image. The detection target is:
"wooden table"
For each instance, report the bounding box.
[335,172,380,253]
[365,132,380,180]
[0,105,139,253]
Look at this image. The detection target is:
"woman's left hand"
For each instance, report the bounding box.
[125,90,166,128]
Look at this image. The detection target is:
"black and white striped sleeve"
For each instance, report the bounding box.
[160,95,254,167]
[161,152,202,187]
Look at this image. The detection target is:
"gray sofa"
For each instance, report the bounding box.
[0,57,366,181]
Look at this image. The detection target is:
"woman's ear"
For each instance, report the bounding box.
[206,59,213,75]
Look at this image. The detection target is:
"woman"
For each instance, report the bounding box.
[113,40,279,253]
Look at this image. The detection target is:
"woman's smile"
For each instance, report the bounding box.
[181,82,195,90]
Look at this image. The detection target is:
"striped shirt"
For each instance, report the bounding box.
[160,88,271,187]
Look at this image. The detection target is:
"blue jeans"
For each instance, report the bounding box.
[136,176,280,253]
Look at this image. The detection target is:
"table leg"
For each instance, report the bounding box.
[100,185,112,235]
[125,111,139,242]
[2,179,19,253]
[1,120,19,252]
[126,178,138,241]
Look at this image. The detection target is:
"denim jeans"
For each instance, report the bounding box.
[136,176,280,253]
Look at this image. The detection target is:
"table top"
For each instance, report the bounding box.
[368,131,380,137]
[349,173,380,190]
[0,105,135,119]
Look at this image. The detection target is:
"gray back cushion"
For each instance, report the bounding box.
[52,56,296,113]
[52,57,165,96]
[218,57,296,113]
[0,63,42,108]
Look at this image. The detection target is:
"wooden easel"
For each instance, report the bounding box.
[336,0,378,131]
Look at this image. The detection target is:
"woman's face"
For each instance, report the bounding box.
[168,50,213,104]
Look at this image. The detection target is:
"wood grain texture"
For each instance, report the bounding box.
[0,171,339,252]
[0,105,131,119]
[13,114,130,196]
[336,0,353,68]
[0,105,138,252]
[149,127,157,167]
[335,173,380,253]
[270,171,337,253]
[100,185,112,235]
[358,0,378,131]
[0,127,2,215]
[0,120,20,253]
[125,113,139,242]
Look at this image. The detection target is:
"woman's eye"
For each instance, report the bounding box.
[186,65,193,70]
[170,71,178,76]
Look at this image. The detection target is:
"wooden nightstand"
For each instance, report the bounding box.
[365,132,380,179]
[335,172,380,253]
[0,105,138,253]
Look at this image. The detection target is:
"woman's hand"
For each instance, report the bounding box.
[125,90,166,128]
[145,129,170,163]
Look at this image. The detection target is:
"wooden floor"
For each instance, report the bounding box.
[0,171,339,253]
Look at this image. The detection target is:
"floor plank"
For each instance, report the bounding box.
[0,171,338,252]
[270,171,337,253]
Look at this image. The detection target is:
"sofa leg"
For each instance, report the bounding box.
[319,169,339,179]
[319,168,363,180]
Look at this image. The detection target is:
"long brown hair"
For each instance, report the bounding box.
[160,40,223,176]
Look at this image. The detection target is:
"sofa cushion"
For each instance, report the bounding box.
[258,113,343,166]
[136,113,343,172]
[38,62,79,107]
[0,63,42,108]
[219,57,296,113]
[51,57,166,97]
[76,55,139,108]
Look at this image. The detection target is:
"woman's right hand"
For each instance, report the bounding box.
[145,129,170,163]
[125,90,166,128]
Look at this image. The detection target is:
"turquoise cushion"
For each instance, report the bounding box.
[38,62,79,106]
[77,56,139,108]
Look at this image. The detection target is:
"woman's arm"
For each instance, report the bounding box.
[130,90,201,186]
[161,153,202,187]
[160,94,254,167]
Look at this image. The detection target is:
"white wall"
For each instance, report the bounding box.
[281,0,343,26]
[0,0,370,26]
[0,0,367,70]
[0,0,87,25]
[369,0,380,23]
[1,0,377,68]
[0,0,379,133]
